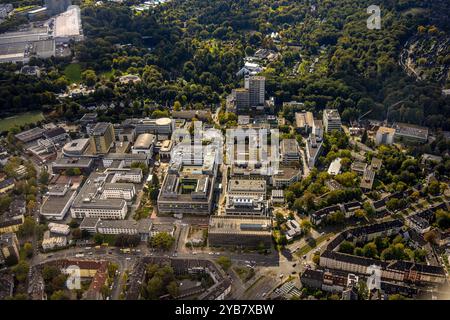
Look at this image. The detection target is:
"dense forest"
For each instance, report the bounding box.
[0,0,449,129]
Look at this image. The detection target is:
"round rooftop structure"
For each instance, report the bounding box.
[155,117,172,126]
[62,138,90,156]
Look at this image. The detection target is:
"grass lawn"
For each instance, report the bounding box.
[0,111,44,132]
[64,63,82,83]
[233,266,255,283]
[296,233,334,257]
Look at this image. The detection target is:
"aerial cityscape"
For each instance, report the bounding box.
[0,0,449,303]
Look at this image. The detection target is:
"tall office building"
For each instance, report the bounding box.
[245,75,265,107]
[44,0,72,15]
[232,88,250,114]
[90,122,115,154]
[323,109,342,133]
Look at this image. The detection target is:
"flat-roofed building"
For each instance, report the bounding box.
[96,219,152,241]
[271,167,301,188]
[350,161,367,174]
[79,217,100,233]
[132,133,155,155]
[375,127,395,146]
[370,157,382,171]
[53,5,84,43]
[323,109,342,133]
[48,223,70,236]
[103,153,149,167]
[43,127,67,143]
[245,75,265,107]
[62,138,90,156]
[157,145,218,215]
[313,120,324,140]
[327,158,342,176]
[360,167,376,191]
[225,195,269,217]
[101,183,135,201]
[106,168,143,184]
[280,139,300,165]
[0,233,19,265]
[70,172,131,220]
[15,127,46,143]
[231,88,250,114]
[158,140,173,159]
[40,183,77,220]
[295,112,314,131]
[127,117,174,136]
[227,179,266,199]
[90,122,115,154]
[393,123,429,144]
[41,231,67,250]
[52,158,94,175]
[306,134,323,169]
[208,216,272,248]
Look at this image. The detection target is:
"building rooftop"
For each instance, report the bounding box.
[324,109,341,120]
[97,219,152,232]
[377,126,395,135]
[360,167,375,190]
[44,127,66,139]
[40,189,76,216]
[228,179,266,193]
[92,122,112,136]
[133,133,155,150]
[208,216,272,236]
[80,217,100,229]
[281,139,299,155]
[295,112,314,129]
[393,123,429,140]
[14,127,46,143]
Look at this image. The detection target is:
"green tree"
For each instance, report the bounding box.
[150,232,175,250]
[12,260,30,282]
[339,241,355,254]
[23,242,33,258]
[166,281,179,298]
[362,242,378,258]
[216,256,232,271]
[81,69,97,86]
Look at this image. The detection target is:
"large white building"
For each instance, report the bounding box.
[375,127,395,145]
[70,172,139,219]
